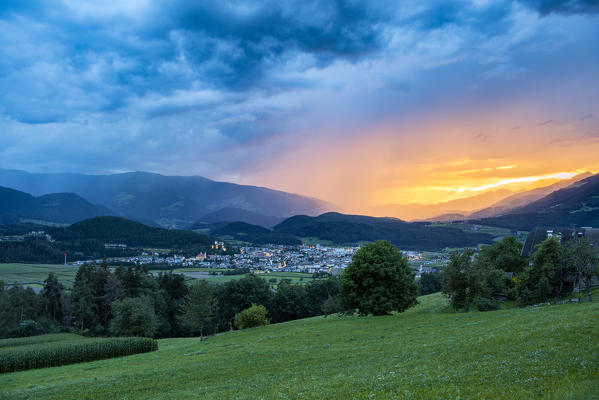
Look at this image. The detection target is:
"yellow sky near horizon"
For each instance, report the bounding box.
[241,104,599,214]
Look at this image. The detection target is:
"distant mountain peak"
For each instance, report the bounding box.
[0,169,333,228]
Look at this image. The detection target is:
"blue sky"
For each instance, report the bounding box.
[0,1,598,208]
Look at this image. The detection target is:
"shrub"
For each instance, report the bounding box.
[474,297,499,311]
[234,304,269,329]
[0,337,158,373]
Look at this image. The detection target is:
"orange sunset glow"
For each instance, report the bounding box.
[244,104,599,218]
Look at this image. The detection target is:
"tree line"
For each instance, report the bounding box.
[0,263,342,339]
[439,236,598,311]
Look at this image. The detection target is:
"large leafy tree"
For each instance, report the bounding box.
[341,240,417,315]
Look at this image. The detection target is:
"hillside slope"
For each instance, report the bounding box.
[49,216,218,249]
[196,207,285,228]
[210,221,302,245]
[0,186,112,224]
[374,189,513,221]
[477,173,599,230]
[470,172,594,219]
[1,293,597,399]
[274,212,493,250]
[0,169,332,228]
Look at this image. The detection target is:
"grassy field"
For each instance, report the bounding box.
[1,293,597,399]
[0,263,80,290]
[0,264,317,292]
[183,271,316,286]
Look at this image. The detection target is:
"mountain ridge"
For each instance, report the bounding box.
[474,173,599,230]
[0,186,113,224]
[0,169,332,228]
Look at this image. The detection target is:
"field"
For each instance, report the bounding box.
[0,263,80,290]
[0,263,317,293]
[1,293,597,399]
[179,271,316,286]
[0,334,158,373]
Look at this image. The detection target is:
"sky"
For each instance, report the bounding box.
[0,0,598,213]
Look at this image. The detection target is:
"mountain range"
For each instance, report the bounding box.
[0,186,112,225]
[474,173,599,230]
[374,172,593,222]
[1,168,598,237]
[205,212,494,251]
[0,169,331,228]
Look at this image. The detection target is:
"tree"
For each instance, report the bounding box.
[519,237,574,303]
[110,296,157,337]
[340,240,418,315]
[214,274,272,331]
[564,238,599,302]
[158,272,189,336]
[234,304,269,329]
[305,277,341,316]
[270,280,309,323]
[418,271,442,295]
[41,273,63,322]
[71,264,97,332]
[321,295,343,316]
[476,237,526,273]
[178,280,216,338]
[441,248,480,311]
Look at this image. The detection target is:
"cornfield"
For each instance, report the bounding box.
[0,337,158,373]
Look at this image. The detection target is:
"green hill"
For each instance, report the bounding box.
[0,217,233,264]
[274,212,494,250]
[1,293,597,399]
[49,216,218,249]
[210,221,302,245]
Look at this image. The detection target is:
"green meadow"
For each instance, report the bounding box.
[0,263,80,289]
[0,264,317,292]
[1,292,598,399]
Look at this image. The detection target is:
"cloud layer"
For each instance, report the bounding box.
[0,0,598,208]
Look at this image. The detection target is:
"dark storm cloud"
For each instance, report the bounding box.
[0,0,597,176]
[518,0,599,15]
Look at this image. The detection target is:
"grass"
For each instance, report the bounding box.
[0,264,317,293]
[180,271,316,286]
[1,293,597,399]
[0,334,90,349]
[0,263,80,289]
